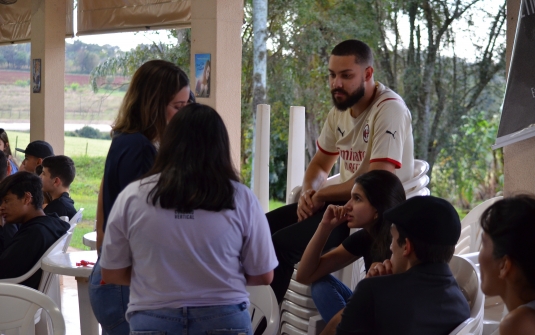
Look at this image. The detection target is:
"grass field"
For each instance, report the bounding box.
[0,83,125,122]
[8,131,111,158]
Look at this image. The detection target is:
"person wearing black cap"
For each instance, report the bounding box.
[332,196,470,335]
[15,140,54,174]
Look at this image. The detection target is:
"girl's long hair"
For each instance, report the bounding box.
[355,170,406,261]
[480,194,535,290]
[146,103,240,212]
[0,129,13,157]
[112,60,189,143]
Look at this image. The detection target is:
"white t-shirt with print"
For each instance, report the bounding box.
[100,175,278,316]
[317,82,414,183]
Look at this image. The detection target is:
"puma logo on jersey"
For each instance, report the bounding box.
[386,130,397,139]
[338,127,345,136]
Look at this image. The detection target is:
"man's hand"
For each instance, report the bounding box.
[297,189,325,221]
[366,260,393,278]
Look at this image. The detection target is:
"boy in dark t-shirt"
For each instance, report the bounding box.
[0,172,69,289]
[40,155,77,220]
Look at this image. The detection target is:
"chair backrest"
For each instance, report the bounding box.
[0,283,65,335]
[455,197,503,255]
[0,233,69,286]
[69,208,84,227]
[449,255,484,335]
[402,159,430,192]
[247,285,280,335]
[406,186,430,199]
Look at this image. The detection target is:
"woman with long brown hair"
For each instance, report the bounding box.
[88,59,191,335]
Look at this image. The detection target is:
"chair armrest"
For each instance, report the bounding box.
[287,185,302,204]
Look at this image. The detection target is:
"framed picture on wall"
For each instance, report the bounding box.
[32,59,41,93]
[195,54,211,98]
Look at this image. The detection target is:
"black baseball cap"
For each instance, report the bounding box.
[16,140,54,159]
[384,196,461,246]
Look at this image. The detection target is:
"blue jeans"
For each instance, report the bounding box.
[128,303,252,335]
[311,274,353,322]
[88,257,130,335]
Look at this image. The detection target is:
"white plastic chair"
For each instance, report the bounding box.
[402,159,430,192]
[455,197,503,255]
[449,255,484,335]
[460,252,506,335]
[406,186,430,199]
[68,208,84,233]
[0,232,69,334]
[247,285,280,335]
[0,282,66,335]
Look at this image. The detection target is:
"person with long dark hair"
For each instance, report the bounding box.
[88,59,191,335]
[0,129,18,175]
[296,170,405,322]
[479,195,535,335]
[100,104,277,335]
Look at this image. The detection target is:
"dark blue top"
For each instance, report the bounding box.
[102,132,156,231]
[44,192,77,220]
[337,262,470,335]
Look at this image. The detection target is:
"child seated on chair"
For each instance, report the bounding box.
[40,155,77,220]
[322,196,470,335]
[0,172,69,289]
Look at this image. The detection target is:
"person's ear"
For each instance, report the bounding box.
[37,158,43,166]
[365,66,374,81]
[402,238,412,257]
[23,192,33,206]
[498,256,512,280]
[53,177,61,187]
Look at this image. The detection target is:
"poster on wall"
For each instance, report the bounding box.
[195,53,211,98]
[32,59,41,93]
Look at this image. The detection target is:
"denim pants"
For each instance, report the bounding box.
[311,274,353,322]
[128,302,252,335]
[88,257,131,335]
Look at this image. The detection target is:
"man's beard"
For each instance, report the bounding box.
[331,81,365,111]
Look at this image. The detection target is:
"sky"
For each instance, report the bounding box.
[70,30,176,52]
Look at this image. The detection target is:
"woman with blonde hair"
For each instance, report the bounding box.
[479,194,535,335]
[88,59,191,335]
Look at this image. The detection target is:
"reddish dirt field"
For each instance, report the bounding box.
[0,69,127,85]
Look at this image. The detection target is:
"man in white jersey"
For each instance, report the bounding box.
[267,39,414,303]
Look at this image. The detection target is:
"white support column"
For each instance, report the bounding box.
[253,104,270,212]
[30,0,66,154]
[286,106,306,203]
[190,0,243,171]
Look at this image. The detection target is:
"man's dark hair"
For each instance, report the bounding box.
[41,155,76,187]
[396,225,455,263]
[0,171,44,210]
[0,151,7,181]
[331,39,374,66]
